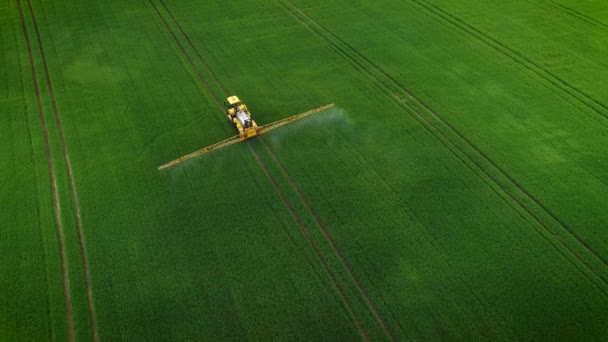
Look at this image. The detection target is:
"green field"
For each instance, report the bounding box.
[2,0,608,340]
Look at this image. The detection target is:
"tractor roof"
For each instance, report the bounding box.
[227,96,241,105]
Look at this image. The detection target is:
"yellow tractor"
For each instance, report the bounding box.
[226,95,260,140]
[158,95,335,170]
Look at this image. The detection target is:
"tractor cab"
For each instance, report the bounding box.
[226,95,241,108]
[225,95,258,138]
[226,95,248,117]
[226,96,247,114]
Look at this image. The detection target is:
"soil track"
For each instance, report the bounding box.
[278,0,608,298]
[408,0,608,125]
[158,0,229,96]
[248,144,369,340]
[148,0,224,110]
[25,1,99,340]
[544,0,608,32]
[16,0,75,340]
[260,139,394,340]
[150,1,383,337]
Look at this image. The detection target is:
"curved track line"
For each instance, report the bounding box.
[25,1,99,340]
[545,0,608,32]
[280,0,608,267]
[408,0,608,124]
[240,156,363,333]
[149,1,370,337]
[248,143,369,340]
[341,2,608,269]
[283,0,608,277]
[16,0,74,340]
[259,139,394,340]
[148,0,224,110]
[158,0,228,97]
[154,1,395,335]
[278,0,608,296]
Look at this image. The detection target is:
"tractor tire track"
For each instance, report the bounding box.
[16,0,75,340]
[278,0,608,297]
[260,139,395,340]
[12,13,55,339]
[154,2,395,336]
[248,143,369,341]
[281,0,608,266]
[315,121,500,335]
[25,1,98,340]
[238,154,360,328]
[149,2,370,337]
[282,0,608,272]
[158,0,229,97]
[544,0,608,32]
[407,0,608,125]
[148,0,224,110]
[179,146,365,339]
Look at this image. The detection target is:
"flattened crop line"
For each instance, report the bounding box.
[148,0,224,110]
[16,0,74,340]
[25,1,98,340]
[154,3,392,334]
[544,0,608,32]
[278,0,608,295]
[248,143,369,341]
[150,4,370,335]
[260,139,395,341]
[158,0,228,96]
[407,0,608,125]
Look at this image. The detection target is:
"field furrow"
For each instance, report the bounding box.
[259,138,394,339]
[147,0,224,110]
[408,0,608,125]
[158,0,229,97]
[543,0,608,32]
[248,143,370,339]
[24,1,99,340]
[15,0,75,340]
[3,0,608,339]
[280,0,608,292]
[150,2,395,337]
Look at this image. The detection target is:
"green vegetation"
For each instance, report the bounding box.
[1,0,607,340]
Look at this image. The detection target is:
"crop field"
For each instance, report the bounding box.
[2,0,608,340]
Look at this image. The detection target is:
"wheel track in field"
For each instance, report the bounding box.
[278,0,608,297]
[148,2,371,338]
[25,1,99,340]
[181,146,368,339]
[281,0,608,282]
[148,0,224,110]
[406,0,608,126]
[247,143,369,340]
[314,121,502,335]
[156,1,396,337]
[543,0,608,32]
[158,0,229,96]
[16,0,75,340]
[259,139,395,339]
[399,0,608,267]
[237,152,364,333]
[12,8,55,338]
